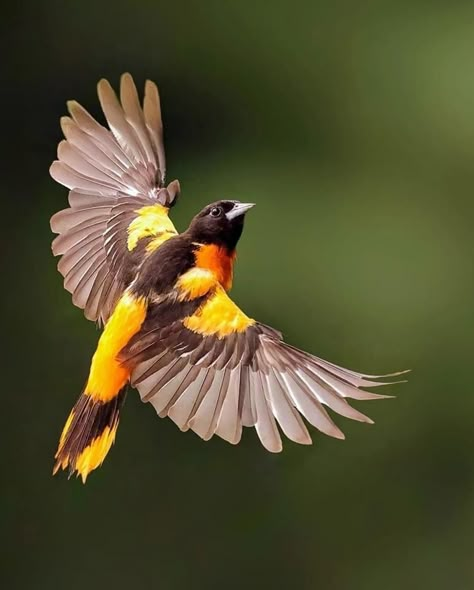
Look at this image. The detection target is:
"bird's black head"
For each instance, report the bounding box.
[187,200,255,251]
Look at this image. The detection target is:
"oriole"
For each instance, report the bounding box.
[50,73,406,482]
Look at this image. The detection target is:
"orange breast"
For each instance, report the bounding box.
[194,244,236,291]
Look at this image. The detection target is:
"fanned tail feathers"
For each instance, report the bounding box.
[53,388,127,483]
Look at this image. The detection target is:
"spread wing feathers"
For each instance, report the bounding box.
[50,73,180,324]
[51,73,169,197]
[120,300,405,452]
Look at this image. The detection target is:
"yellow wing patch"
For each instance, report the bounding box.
[146,232,176,253]
[127,204,177,251]
[177,267,216,301]
[184,285,255,338]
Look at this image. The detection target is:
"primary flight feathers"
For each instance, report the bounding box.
[50,73,406,482]
[50,74,179,325]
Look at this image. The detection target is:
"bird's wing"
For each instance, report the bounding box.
[119,286,405,451]
[50,73,180,325]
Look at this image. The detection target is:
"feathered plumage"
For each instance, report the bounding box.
[50,74,406,482]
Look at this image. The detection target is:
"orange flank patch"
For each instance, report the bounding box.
[127,204,177,251]
[86,292,147,402]
[194,243,236,291]
[184,285,255,338]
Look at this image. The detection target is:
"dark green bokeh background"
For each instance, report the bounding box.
[3,1,474,588]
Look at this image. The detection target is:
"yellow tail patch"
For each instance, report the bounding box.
[74,424,119,483]
[53,390,126,483]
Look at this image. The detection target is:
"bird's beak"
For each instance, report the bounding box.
[226,202,255,220]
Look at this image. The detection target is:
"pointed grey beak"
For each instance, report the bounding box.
[225,202,255,220]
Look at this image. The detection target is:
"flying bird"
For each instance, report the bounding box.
[50,73,405,482]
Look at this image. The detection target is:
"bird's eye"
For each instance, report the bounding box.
[210,207,222,218]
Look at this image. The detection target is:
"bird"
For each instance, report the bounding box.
[50,73,406,482]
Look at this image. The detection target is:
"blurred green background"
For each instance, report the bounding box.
[3,1,474,588]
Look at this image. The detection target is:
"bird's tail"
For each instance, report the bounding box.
[53,387,127,483]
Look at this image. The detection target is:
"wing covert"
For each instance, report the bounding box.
[50,73,180,324]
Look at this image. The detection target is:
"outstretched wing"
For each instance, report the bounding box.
[50,73,180,324]
[120,286,405,451]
